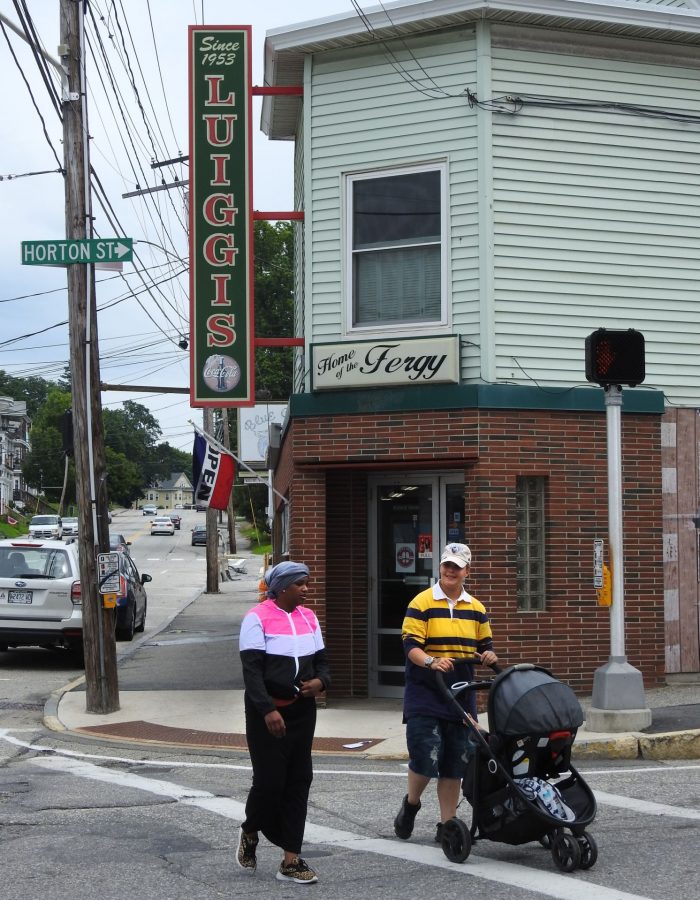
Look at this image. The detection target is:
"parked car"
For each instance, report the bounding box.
[109,532,131,554]
[112,551,151,641]
[28,515,63,540]
[191,523,207,546]
[62,517,79,537]
[142,505,158,516]
[174,504,184,509]
[0,538,82,652]
[195,502,207,512]
[151,516,175,536]
[168,513,181,530]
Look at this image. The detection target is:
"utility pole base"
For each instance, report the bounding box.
[587,657,652,732]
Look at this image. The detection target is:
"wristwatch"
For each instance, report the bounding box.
[423,656,435,668]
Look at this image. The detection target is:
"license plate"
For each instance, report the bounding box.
[8,590,33,604]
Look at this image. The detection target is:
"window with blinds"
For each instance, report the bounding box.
[349,166,443,328]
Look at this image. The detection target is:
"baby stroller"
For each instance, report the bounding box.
[436,664,597,872]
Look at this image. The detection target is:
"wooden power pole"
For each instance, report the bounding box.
[61,0,118,712]
[203,407,220,593]
[220,407,237,555]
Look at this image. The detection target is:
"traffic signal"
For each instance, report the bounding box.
[585,328,645,387]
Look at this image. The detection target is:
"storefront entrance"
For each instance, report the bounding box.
[368,474,465,697]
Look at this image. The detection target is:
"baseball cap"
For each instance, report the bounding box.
[440,542,471,568]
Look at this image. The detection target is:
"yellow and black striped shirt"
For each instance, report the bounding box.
[402,584,494,720]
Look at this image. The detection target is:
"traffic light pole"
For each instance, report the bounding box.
[587,385,651,732]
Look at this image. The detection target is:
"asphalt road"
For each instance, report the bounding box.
[0,510,698,899]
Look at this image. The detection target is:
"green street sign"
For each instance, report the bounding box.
[21,238,133,266]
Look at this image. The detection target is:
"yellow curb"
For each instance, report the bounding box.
[572,736,639,760]
[43,715,64,733]
[639,729,700,760]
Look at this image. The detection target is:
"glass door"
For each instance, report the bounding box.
[369,474,464,697]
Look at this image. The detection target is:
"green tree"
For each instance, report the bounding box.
[145,442,193,486]
[253,220,294,400]
[0,370,56,419]
[103,400,161,463]
[104,447,142,507]
[234,481,270,535]
[21,388,73,500]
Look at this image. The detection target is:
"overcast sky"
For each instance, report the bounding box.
[0,0,360,456]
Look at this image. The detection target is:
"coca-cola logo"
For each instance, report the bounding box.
[202,354,241,392]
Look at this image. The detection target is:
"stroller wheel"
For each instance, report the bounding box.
[539,833,553,850]
[551,830,581,872]
[441,817,472,863]
[576,831,598,869]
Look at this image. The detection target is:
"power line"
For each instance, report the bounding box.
[1,16,63,170]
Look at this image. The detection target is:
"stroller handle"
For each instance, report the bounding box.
[434,664,499,709]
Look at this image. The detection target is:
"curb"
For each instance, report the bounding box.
[42,588,204,735]
[639,728,700,760]
[573,729,700,761]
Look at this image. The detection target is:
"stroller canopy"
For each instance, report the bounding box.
[488,665,584,736]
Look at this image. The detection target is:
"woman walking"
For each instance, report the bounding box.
[237,560,331,884]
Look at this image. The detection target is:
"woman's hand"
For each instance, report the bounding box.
[299,677,324,698]
[264,709,286,738]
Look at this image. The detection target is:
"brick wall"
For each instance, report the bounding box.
[274,406,664,697]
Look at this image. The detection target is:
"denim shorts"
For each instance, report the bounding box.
[406,715,471,780]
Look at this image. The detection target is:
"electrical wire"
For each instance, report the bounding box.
[1,17,63,170]
[144,0,180,149]
[13,0,62,115]
[0,166,63,181]
[349,0,462,100]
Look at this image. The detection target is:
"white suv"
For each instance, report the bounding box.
[28,515,63,540]
[0,539,82,652]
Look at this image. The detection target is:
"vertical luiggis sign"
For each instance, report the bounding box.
[188,26,254,406]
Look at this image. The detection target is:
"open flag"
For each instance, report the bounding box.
[192,432,236,510]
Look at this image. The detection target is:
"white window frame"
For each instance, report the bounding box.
[344,161,449,337]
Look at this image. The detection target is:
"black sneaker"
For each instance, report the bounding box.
[236,828,258,872]
[435,822,444,844]
[394,794,421,839]
[276,857,318,884]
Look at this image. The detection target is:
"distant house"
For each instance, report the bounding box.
[0,396,31,514]
[139,472,193,509]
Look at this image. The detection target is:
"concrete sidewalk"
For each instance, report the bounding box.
[46,564,700,761]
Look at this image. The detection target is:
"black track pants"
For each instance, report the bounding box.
[241,693,316,854]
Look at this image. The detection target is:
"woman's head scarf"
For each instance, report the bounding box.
[266,561,309,597]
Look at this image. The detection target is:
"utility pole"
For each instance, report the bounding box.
[220,408,237,555]
[61,0,118,712]
[203,407,220,593]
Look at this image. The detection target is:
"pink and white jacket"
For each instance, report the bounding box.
[239,599,331,715]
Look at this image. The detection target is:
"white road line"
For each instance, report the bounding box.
[27,755,653,900]
[593,790,700,820]
[2,731,700,781]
